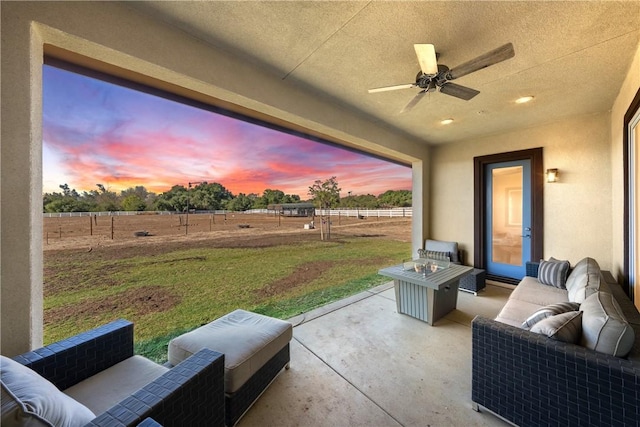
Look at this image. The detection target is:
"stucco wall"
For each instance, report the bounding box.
[611,43,640,281]
[430,112,613,270]
[1,5,45,357]
[0,2,429,355]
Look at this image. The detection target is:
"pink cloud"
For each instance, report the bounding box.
[43,65,412,197]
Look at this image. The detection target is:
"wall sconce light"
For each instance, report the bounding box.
[546,168,559,183]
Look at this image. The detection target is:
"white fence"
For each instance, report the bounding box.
[319,208,412,218]
[46,211,146,218]
[43,210,226,218]
[44,208,412,218]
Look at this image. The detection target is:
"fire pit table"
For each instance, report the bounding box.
[379,260,473,325]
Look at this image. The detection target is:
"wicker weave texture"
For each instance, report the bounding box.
[226,343,290,426]
[12,319,226,427]
[459,268,485,292]
[88,349,225,427]
[137,418,163,427]
[472,316,640,427]
[525,261,540,277]
[13,319,134,390]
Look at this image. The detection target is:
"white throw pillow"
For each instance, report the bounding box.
[0,356,95,427]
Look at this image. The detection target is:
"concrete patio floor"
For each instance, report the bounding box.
[238,282,514,427]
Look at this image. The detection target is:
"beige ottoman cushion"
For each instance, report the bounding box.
[168,310,292,393]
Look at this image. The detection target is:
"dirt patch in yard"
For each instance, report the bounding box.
[44,263,124,296]
[45,285,180,326]
[256,256,395,298]
[43,217,410,326]
[43,217,411,261]
[256,260,338,298]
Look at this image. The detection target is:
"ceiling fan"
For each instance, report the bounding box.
[368,43,515,113]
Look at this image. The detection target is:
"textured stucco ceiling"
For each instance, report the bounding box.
[129,1,640,146]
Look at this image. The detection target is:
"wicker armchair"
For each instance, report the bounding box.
[10,319,225,427]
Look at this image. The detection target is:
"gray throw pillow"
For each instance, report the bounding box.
[580,292,635,357]
[530,311,583,344]
[565,257,601,303]
[537,258,570,289]
[0,356,95,427]
[418,249,450,261]
[424,239,459,263]
[521,302,581,330]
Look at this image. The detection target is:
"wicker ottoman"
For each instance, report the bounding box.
[168,310,293,426]
[459,268,486,295]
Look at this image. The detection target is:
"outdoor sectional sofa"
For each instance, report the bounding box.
[472,257,640,426]
[1,319,225,427]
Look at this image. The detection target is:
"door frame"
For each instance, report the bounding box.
[474,148,544,283]
[623,87,640,297]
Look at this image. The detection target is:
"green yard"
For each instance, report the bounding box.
[44,231,410,362]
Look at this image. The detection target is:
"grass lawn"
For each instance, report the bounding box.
[44,234,410,362]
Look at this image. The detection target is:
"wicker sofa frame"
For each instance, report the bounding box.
[471,270,640,426]
[12,319,226,427]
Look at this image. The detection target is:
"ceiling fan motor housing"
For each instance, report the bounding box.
[416,63,450,90]
[415,71,433,90]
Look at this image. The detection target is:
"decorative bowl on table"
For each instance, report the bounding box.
[404,258,451,275]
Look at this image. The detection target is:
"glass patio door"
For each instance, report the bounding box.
[485,160,532,279]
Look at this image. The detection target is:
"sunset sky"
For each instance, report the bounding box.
[42,65,412,198]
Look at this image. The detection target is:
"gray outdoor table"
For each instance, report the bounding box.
[379,263,473,325]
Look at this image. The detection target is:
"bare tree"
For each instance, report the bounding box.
[308,177,341,240]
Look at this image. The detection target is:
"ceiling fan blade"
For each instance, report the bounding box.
[439,83,480,100]
[368,83,416,93]
[400,90,428,114]
[414,44,438,75]
[447,43,515,80]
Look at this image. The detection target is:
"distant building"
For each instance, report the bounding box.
[268,202,315,217]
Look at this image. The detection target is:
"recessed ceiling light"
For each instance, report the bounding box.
[440,118,454,125]
[515,96,534,104]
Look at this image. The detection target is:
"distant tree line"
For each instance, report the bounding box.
[43,182,412,213]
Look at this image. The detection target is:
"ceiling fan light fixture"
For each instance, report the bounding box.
[515,96,534,104]
[440,118,454,125]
